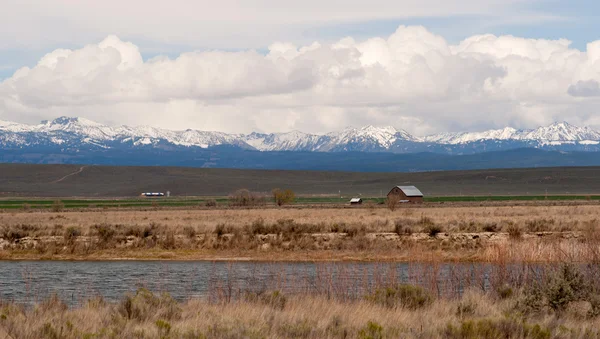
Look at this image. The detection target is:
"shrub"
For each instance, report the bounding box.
[205,199,217,207]
[506,224,522,239]
[94,224,115,245]
[244,290,287,310]
[229,189,266,207]
[394,219,414,235]
[496,285,514,300]
[63,227,81,243]
[366,284,433,310]
[1,224,38,242]
[51,200,64,213]
[546,264,587,313]
[386,196,399,211]
[419,216,435,227]
[482,223,499,233]
[248,218,269,235]
[272,188,296,206]
[160,233,176,249]
[214,224,233,237]
[444,318,551,339]
[456,300,476,317]
[119,288,181,321]
[183,226,196,239]
[358,321,384,339]
[424,224,443,237]
[525,218,555,232]
[155,319,171,338]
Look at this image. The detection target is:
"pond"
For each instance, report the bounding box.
[0,261,553,306]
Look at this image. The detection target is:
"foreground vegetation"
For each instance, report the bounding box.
[4,263,600,338]
[1,204,600,261]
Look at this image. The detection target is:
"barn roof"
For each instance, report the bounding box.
[395,186,423,197]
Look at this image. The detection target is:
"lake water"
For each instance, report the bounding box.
[0,261,551,306]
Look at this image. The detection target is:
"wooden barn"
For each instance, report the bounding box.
[387,186,424,204]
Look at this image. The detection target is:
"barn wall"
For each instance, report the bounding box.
[387,187,423,204]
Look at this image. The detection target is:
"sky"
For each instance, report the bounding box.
[1,0,600,136]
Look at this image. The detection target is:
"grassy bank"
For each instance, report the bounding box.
[2,204,600,261]
[3,263,600,338]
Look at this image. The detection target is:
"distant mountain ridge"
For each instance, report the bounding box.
[1,117,600,155]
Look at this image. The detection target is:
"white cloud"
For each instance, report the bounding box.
[2,25,600,135]
[0,0,529,51]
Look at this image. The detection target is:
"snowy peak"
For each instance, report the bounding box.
[328,125,417,149]
[425,122,600,145]
[522,121,600,141]
[244,130,323,151]
[424,127,519,144]
[2,116,600,153]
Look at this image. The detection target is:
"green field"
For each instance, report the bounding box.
[1,194,598,210]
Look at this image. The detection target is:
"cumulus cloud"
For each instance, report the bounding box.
[2,25,600,135]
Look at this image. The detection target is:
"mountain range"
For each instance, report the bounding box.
[2,117,600,171]
[2,117,600,155]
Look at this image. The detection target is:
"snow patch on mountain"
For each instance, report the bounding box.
[424,122,600,145]
[2,116,600,153]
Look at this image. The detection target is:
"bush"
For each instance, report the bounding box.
[244,290,287,310]
[63,227,81,243]
[160,233,176,249]
[386,196,399,211]
[506,224,522,239]
[546,264,587,313]
[525,218,554,232]
[205,199,217,207]
[183,226,196,239]
[496,285,514,300]
[394,219,414,235]
[444,318,551,339]
[51,200,64,213]
[1,224,39,242]
[155,319,171,338]
[119,288,181,321]
[518,264,590,316]
[94,224,115,245]
[482,223,499,232]
[214,224,233,237]
[358,321,384,339]
[229,189,266,207]
[249,218,268,235]
[272,188,296,206]
[366,284,433,310]
[424,224,443,237]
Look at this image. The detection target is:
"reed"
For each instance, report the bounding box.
[3,262,600,338]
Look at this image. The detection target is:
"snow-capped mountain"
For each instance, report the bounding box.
[423,122,600,145]
[2,117,600,156]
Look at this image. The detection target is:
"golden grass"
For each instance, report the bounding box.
[1,203,600,262]
[2,287,600,338]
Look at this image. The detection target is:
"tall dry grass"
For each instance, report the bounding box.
[4,265,600,338]
[1,204,600,262]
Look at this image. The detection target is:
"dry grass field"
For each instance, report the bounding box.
[2,202,600,262]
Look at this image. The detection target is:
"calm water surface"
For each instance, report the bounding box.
[0,261,547,306]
